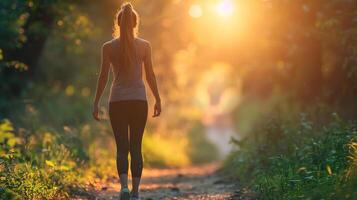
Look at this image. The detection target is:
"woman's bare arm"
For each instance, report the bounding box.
[92,43,111,120]
[144,42,161,117]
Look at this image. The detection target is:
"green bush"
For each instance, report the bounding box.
[225,110,357,200]
[0,119,85,199]
[186,121,219,164]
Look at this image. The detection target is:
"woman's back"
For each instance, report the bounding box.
[106,37,150,102]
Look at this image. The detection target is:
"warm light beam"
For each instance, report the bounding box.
[189,4,203,18]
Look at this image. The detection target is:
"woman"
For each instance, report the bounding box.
[92,3,161,200]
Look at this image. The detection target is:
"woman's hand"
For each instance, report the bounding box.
[92,104,100,121]
[152,100,161,118]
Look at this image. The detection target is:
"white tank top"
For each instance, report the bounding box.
[108,38,147,102]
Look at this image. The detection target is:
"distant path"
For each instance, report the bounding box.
[82,163,250,200]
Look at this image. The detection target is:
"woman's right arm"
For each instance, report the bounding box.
[92,43,111,121]
[144,42,161,117]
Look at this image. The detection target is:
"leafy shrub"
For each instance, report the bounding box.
[0,119,86,199]
[225,110,357,200]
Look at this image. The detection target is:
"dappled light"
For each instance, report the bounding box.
[1,0,357,199]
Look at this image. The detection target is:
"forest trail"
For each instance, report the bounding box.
[82,163,252,200]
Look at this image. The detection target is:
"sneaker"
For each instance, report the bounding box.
[130,191,140,200]
[119,188,130,200]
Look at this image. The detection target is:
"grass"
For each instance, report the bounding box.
[0,119,84,199]
[224,101,357,200]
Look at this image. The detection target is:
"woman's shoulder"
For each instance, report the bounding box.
[135,37,151,46]
[102,38,117,48]
[101,39,118,54]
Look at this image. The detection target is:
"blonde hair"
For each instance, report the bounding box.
[112,2,139,38]
[112,2,139,72]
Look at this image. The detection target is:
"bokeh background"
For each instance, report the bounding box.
[1,0,357,199]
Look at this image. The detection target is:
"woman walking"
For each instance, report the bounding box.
[92,3,161,200]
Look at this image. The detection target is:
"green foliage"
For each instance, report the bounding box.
[0,119,20,157]
[0,119,87,199]
[225,109,357,200]
[0,0,27,50]
[0,0,94,107]
[187,121,219,163]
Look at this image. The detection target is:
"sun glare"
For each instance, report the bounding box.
[216,0,234,17]
[189,4,203,18]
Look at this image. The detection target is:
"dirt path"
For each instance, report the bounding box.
[84,163,248,200]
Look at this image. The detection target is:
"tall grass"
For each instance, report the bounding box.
[0,119,86,199]
[225,100,357,200]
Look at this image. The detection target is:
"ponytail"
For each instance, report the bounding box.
[114,2,139,72]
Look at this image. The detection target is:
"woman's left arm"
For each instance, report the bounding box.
[92,43,111,121]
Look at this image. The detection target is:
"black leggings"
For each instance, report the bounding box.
[109,100,148,178]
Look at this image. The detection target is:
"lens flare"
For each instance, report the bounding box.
[216,0,234,17]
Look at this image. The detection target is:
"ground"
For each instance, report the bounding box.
[75,163,255,200]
